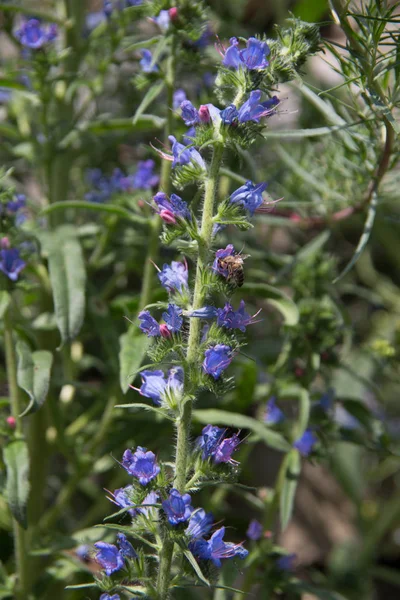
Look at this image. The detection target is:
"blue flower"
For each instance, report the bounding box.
[138,310,160,337]
[162,488,193,525]
[107,485,136,516]
[15,19,57,49]
[237,91,278,123]
[216,300,259,332]
[212,245,235,277]
[246,519,263,540]
[121,447,160,484]
[162,304,183,333]
[158,261,188,294]
[103,0,113,17]
[221,104,239,124]
[222,37,241,69]
[137,490,159,517]
[168,136,205,170]
[293,429,317,456]
[132,159,159,189]
[76,544,90,561]
[186,509,213,539]
[140,49,158,73]
[0,87,11,104]
[153,192,191,221]
[196,424,226,460]
[240,37,270,70]
[203,344,233,379]
[230,180,267,215]
[152,9,170,32]
[213,434,240,464]
[100,594,120,600]
[138,367,184,406]
[0,248,26,282]
[180,100,200,126]
[191,527,248,567]
[94,541,124,575]
[7,194,26,213]
[187,306,218,319]
[117,533,137,559]
[173,89,187,110]
[276,553,297,571]
[264,397,284,425]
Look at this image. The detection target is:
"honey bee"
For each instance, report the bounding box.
[217,253,249,287]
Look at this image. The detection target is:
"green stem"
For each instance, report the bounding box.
[4,312,29,600]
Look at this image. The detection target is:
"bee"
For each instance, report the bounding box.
[217,252,249,287]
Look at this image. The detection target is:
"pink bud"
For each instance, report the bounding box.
[160,209,176,224]
[264,530,273,539]
[159,324,171,338]
[169,7,178,21]
[294,367,304,378]
[198,105,211,123]
[1,237,10,249]
[289,213,302,222]
[137,199,145,209]
[6,416,16,429]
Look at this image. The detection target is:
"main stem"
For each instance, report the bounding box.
[4,311,29,600]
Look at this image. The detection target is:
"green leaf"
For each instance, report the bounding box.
[86,114,165,134]
[133,81,165,125]
[280,450,301,531]
[38,226,86,344]
[114,402,174,421]
[16,341,53,417]
[0,292,11,319]
[193,409,290,452]
[4,440,30,529]
[293,0,328,21]
[65,583,96,590]
[119,327,151,393]
[40,200,147,225]
[241,283,299,326]
[183,549,210,586]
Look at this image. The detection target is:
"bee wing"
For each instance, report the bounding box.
[255,198,282,214]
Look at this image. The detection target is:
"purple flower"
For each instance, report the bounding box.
[240,37,270,70]
[188,306,218,319]
[117,533,137,559]
[186,509,213,539]
[15,19,58,49]
[100,594,120,600]
[121,447,160,484]
[7,194,26,213]
[137,490,159,517]
[237,91,278,123]
[132,159,159,190]
[230,180,267,216]
[76,544,90,561]
[216,300,259,332]
[0,87,11,104]
[203,344,233,379]
[168,136,205,170]
[138,367,184,406]
[183,127,196,145]
[103,0,113,17]
[94,542,124,575]
[180,100,200,126]
[107,485,136,516]
[162,304,183,333]
[152,9,170,31]
[191,527,248,567]
[158,261,188,294]
[221,104,239,124]
[212,244,235,277]
[153,192,191,221]
[85,169,113,203]
[247,519,263,540]
[173,89,187,110]
[0,248,26,282]
[213,434,240,464]
[196,424,226,460]
[162,488,193,525]
[140,49,158,73]
[276,553,297,571]
[293,429,317,457]
[222,37,241,69]
[264,397,284,425]
[138,310,160,336]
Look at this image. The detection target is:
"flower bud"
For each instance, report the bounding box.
[159,324,172,338]
[169,7,178,21]
[294,366,304,378]
[198,105,211,123]
[1,237,10,249]
[137,199,145,209]
[160,209,176,224]
[6,416,16,429]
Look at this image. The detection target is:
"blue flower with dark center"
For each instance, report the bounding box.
[237,91,278,123]
[168,136,205,170]
[138,310,160,336]
[196,424,226,460]
[293,429,317,456]
[100,593,120,600]
[276,553,297,571]
[186,508,213,539]
[132,159,159,189]
[162,304,183,333]
[173,89,187,110]
[230,180,267,215]
[15,19,58,49]
[94,541,124,575]
[264,397,285,425]
[212,245,236,277]
[246,519,263,540]
[221,104,239,124]
[0,248,26,282]
[213,434,240,464]
[180,100,200,126]
[140,49,158,73]
[240,37,270,69]
[121,447,160,484]
[162,489,193,525]
[216,300,259,332]
[153,192,191,220]
[203,344,233,379]
[158,261,188,293]
[191,527,248,567]
[117,533,137,559]
[7,194,26,213]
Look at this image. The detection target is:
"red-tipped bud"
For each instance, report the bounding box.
[264,530,273,539]
[6,416,16,429]
[160,209,176,224]
[159,324,171,338]
[289,213,302,222]
[1,237,10,249]
[198,105,211,123]
[137,199,145,209]
[169,7,178,21]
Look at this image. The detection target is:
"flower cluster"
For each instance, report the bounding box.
[85,162,159,203]
[15,18,58,50]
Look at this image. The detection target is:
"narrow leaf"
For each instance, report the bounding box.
[280,449,301,531]
[133,81,165,125]
[119,327,151,393]
[4,440,30,529]
[183,549,210,586]
[16,341,53,417]
[40,201,147,225]
[115,402,174,421]
[193,409,290,452]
